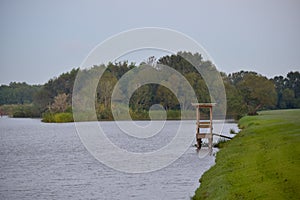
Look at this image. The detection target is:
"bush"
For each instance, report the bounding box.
[42,112,55,122]
[166,110,181,120]
[42,112,73,123]
[54,112,74,123]
[97,105,113,120]
[130,109,149,120]
[12,104,41,118]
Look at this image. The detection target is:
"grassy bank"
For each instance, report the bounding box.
[193,109,300,200]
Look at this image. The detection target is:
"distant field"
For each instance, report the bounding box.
[193,109,300,200]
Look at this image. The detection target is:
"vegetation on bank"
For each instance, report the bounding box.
[42,112,74,123]
[0,104,40,118]
[193,109,300,200]
[0,52,299,122]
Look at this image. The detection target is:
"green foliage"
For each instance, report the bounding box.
[41,92,73,122]
[96,104,113,120]
[42,112,73,123]
[272,71,300,109]
[41,112,55,122]
[213,138,228,148]
[193,109,300,200]
[130,84,157,111]
[12,104,40,118]
[0,82,41,105]
[1,53,299,121]
[166,110,181,120]
[0,104,40,118]
[130,109,149,120]
[0,104,16,116]
[54,112,74,123]
[281,88,296,108]
[97,70,118,108]
[223,78,247,119]
[33,68,79,111]
[228,71,277,115]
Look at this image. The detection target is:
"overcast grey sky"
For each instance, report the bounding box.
[0,0,299,85]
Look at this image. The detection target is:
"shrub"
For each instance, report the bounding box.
[54,112,74,123]
[42,112,55,122]
[12,104,41,118]
[167,110,181,120]
[97,106,113,120]
[42,112,73,123]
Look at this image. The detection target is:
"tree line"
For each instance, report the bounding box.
[0,52,299,121]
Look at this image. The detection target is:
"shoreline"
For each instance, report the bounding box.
[192,109,300,199]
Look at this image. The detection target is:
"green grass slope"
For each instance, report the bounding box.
[193,109,300,200]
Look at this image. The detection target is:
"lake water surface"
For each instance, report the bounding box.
[0,117,238,200]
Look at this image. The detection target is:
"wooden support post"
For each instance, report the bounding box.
[209,106,213,155]
[196,106,201,149]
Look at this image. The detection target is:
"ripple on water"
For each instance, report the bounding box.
[0,117,238,199]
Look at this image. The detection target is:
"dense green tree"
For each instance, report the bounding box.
[130,84,154,111]
[272,71,300,109]
[185,72,210,103]
[34,68,79,111]
[0,82,40,105]
[280,88,295,109]
[222,74,247,119]
[97,70,118,108]
[286,71,300,98]
[33,85,52,112]
[1,52,299,121]
[272,75,286,108]
[107,61,134,79]
[155,85,179,110]
[158,51,199,75]
[228,71,258,85]
[235,72,277,115]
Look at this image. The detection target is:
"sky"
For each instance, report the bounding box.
[0,0,299,85]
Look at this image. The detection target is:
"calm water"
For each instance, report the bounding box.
[0,117,238,200]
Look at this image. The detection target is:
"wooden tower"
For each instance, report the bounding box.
[192,103,216,155]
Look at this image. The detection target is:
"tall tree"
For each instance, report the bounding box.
[280,88,295,108]
[0,82,40,105]
[97,70,118,108]
[272,71,300,109]
[222,74,247,119]
[286,71,300,98]
[236,72,277,115]
[34,68,78,111]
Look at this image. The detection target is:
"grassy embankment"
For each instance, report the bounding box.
[193,109,300,200]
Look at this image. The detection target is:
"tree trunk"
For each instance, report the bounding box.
[248,104,261,115]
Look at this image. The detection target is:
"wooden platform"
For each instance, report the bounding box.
[192,103,217,108]
[196,122,211,128]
